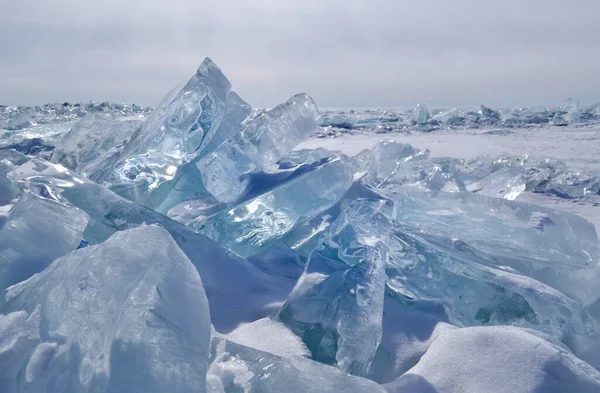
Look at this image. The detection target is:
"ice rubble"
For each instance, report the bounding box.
[1,57,600,393]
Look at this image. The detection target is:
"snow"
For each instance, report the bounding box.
[384,326,600,393]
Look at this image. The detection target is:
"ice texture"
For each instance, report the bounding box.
[385,187,598,338]
[385,326,600,393]
[50,113,140,172]
[279,200,389,376]
[89,58,232,194]
[0,193,89,297]
[414,104,430,124]
[0,308,41,393]
[207,336,387,393]
[198,93,318,203]
[142,90,252,214]
[7,158,294,332]
[194,158,353,257]
[1,225,211,393]
[0,150,28,205]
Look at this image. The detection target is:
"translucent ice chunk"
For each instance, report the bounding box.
[142,91,252,214]
[279,200,389,376]
[7,159,294,332]
[196,91,252,159]
[50,113,140,172]
[467,167,527,200]
[194,158,353,257]
[553,98,582,125]
[0,150,28,205]
[90,58,232,192]
[198,93,318,203]
[370,140,428,185]
[386,187,598,337]
[414,104,430,124]
[207,336,387,393]
[1,225,211,393]
[0,193,89,297]
[393,187,598,276]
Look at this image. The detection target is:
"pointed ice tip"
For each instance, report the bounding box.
[289,93,317,107]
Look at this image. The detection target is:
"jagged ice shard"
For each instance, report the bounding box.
[198,93,319,203]
[0,193,88,298]
[50,113,141,173]
[1,225,211,393]
[279,200,389,376]
[88,58,232,195]
[194,157,354,257]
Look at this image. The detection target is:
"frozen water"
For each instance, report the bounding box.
[385,326,600,393]
[141,90,251,214]
[1,225,211,393]
[279,200,390,376]
[0,193,88,298]
[3,59,600,393]
[194,158,353,257]
[198,93,318,203]
[467,167,526,200]
[7,158,294,332]
[414,104,430,125]
[89,58,232,196]
[50,113,140,173]
[207,336,387,393]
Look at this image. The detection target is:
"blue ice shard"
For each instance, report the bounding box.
[7,158,294,332]
[466,167,526,200]
[50,113,140,172]
[387,187,598,337]
[198,93,318,203]
[414,104,430,124]
[279,200,390,376]
[143,91,252,213]
[1,225,211,393]
[89,58,232,194]
[0,193,88,297]
[194,158,353,257]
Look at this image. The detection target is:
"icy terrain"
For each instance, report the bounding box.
[1,58,600,393]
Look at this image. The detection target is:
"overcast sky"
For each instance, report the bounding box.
[1,0,599,108]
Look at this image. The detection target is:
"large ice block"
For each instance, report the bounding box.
[386,187,598,337]
[198,93,318,203]
[142,91,252,214]
[7,158,294,332]
[393,187,599,273]
[466,167,526,200]
[1,225,211,393]
[194,157,353,257]
[0,150,28,205]
[207,336,387,393]
[50,113,140,172]
[279,200,389,376]
[89,58,232,192]
[0,193,88,297]
[414,104,430,124]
